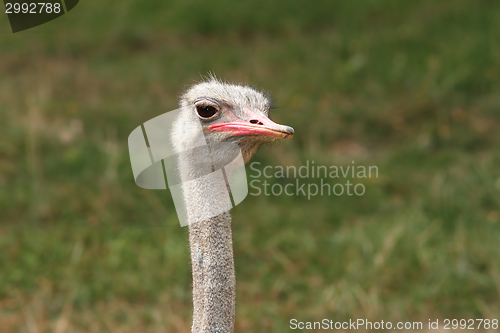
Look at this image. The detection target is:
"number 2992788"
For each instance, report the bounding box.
[5,3,62,14]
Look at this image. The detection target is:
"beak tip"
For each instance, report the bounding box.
[283,125,294,138]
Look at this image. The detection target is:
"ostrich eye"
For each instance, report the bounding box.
[195,104,219,119]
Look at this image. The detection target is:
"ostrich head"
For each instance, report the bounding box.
[172,79,294,164]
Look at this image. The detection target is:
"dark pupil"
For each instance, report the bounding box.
[196,105,217,118]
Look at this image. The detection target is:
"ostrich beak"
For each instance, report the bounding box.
[208,108,294,139]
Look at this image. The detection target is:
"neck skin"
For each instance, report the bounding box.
[189,213,235,333]
[174,143,237,333]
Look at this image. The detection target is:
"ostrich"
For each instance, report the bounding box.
[170,78,294,333]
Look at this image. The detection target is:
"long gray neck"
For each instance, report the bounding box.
[189,213,235,333]
[174,148,236,332]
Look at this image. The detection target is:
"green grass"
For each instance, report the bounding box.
[1,0,500,331]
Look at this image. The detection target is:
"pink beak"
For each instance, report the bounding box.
[208,108,294,139]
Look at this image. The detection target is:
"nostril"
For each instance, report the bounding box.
[249,119,264,125]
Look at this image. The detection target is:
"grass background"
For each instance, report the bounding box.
[1,0,500,331]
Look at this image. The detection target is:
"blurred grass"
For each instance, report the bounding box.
[1,0,500,331]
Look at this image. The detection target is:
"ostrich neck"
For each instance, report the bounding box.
[189,213,235,333]
[175,144,236,333]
